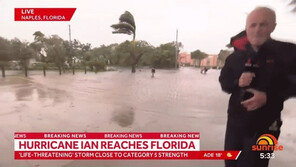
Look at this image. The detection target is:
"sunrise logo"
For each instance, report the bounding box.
[256,134,277,146]
[252,134,283,151]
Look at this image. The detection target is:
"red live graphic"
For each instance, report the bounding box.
[15,8,76,21]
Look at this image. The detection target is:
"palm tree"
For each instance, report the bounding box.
[111,11,142,73]
[33,31,45,42]
[33,31,47,76]
[291,0,296,12]
[191,50,208,67]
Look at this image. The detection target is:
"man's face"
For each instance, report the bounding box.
[246,9,276,49]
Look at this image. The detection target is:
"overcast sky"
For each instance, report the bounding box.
[0,0,295,54]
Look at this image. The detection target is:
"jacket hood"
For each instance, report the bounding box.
[230,30,249,51]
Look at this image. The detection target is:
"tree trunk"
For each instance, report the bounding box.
[131,39,136,73]
[24,66,28,77]
[43,66,46,77]
[84,66,87,74]
[72,66,75,75]
[59,66,62,75]
[1,66,5,78]
[131,64,136,73]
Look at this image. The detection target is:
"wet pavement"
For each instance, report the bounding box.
[0,67,295,167]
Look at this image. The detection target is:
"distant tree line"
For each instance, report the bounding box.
[0,31,183,77]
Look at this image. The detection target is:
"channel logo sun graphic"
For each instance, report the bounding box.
[252,134,284,151]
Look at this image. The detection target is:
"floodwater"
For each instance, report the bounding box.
[0,67,295,167]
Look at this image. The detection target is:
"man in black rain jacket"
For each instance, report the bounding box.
[219,7,296,167]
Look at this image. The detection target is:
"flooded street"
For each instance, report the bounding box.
[0,67,295,167]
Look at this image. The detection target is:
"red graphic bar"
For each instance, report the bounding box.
[14,132,200,139]
[14,8,76,21]
[15,151,241,160]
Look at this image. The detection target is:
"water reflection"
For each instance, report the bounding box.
[111,106,135,127]
[14,83,69,103]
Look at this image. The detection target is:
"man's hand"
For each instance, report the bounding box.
[239,72,255,87]
[241,88,267,111]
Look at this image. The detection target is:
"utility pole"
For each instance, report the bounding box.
[175,29,179,69]
[69,25,72,43]
[69,25,75,74]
